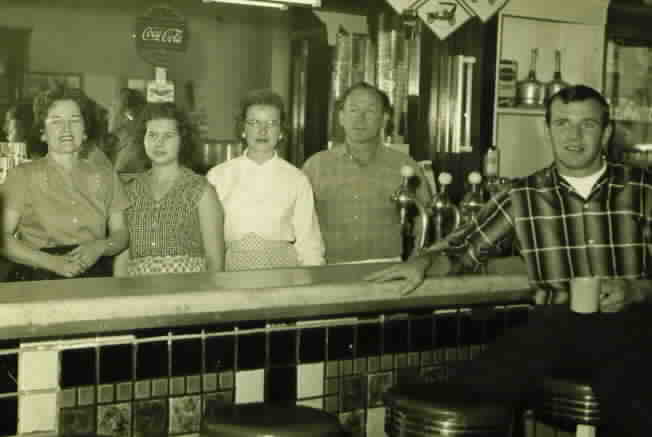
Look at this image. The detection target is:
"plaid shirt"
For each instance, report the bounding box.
[303,143,432,263]
[450,162,652,290]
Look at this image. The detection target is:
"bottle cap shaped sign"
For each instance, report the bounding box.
[417,0,473,40]
[134,5,188,67]
[460,0,509,22]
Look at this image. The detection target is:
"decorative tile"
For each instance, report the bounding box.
[18,393,57,434]
[0,397,18,435]
[60,348,95,388]
[203,373,217,392]
[327,326,354,361]
[395,367,420,385]
[0,354,17,395]
[340,376,364,411]
[133,399,167,437]
[235,369,264,404]
[395,353,408,368]
[218,371,234,390]
[186,375,201,394]
[338,409,366,437]
[97,403,131,437]
[267,366,297,403]
[297,362,324,399]
[203,391,233,413]
[324,395,338,413]
[269,330,297,366]
[410,316,434,351]
[325,377,339,395]
[408,352,419,368]
[325,361,339,378]
[152,378,169,397]
[99,384,115,403]
[135,380,151,400]
[59,406,95,435]
[341,360,353,376]
[137,342,168,379]
[354,358,366,375]
[100,344,133,384]
[172,340,202,377]
[366,407,386,437]
[381,354,393,371]
[237,334,265,370]
[435,315,459,348]
[169,395,201,434]
[367,356,380,373]
[171,376,185,396]
[299,328,325,363]
[78,386,95,406]
[59,388,76,408]
[117,382,133,401]
[205,336,235,372]
[367,372,393,408]
[20,349,59,391]
[356,323,380,357]
[421,350,434,366]
[384,319,409,354]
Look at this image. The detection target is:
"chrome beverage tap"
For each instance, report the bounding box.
[430,172,461,243]
[460,171,485,224]
[391,165,430,250]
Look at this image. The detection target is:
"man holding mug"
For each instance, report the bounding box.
[368,85,652,436]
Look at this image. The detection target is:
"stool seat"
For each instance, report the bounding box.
[537,371,601,428]
[202,402,343,437]
[384,382,514,436]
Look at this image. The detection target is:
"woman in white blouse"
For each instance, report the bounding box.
[206,89,325,271]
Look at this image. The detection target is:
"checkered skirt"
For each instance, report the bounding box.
[126,255,206,276]
[225,233,298,271]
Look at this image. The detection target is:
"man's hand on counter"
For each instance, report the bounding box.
[364,252,451,296]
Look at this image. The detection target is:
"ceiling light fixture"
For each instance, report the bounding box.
[201,0,321,10]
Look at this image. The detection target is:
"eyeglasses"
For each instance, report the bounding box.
[245,119,281,129]
[45,117,84,130]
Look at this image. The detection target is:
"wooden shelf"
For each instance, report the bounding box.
[497,107,545,116]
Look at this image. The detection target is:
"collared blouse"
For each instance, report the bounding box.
[207,151,325,266]
[1,148,129,248]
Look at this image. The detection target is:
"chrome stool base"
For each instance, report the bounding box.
[385,382,514,436]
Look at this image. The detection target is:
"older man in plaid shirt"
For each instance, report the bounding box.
[368,85,652,436]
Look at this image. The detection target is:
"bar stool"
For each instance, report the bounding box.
[384,381,515,436]
[535,371,601,437]
[202,402,344,437]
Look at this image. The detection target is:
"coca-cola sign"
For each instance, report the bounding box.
[141,26,185,46]
[135,5,188,66]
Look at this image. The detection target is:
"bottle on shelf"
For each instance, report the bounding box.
[517,48,544,107]
[545,50,570,101]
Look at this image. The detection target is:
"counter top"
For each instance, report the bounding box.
[0,258,531,341]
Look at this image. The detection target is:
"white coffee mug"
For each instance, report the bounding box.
[570,277,601,313]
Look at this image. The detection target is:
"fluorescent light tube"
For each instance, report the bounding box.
[202,0,321,9]
[202,0,289,10]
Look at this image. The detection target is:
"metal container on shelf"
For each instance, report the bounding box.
[517,48,544,107]
[545,50,570,101]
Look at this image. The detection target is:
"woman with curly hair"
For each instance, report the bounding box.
[114,102,224,276]
[0,85,130,280]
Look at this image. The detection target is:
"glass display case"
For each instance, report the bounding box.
[605,1,652,167]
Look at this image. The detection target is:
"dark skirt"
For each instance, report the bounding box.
[6,245,113,282]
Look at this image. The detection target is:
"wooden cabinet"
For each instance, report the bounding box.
[492,0,609,178]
